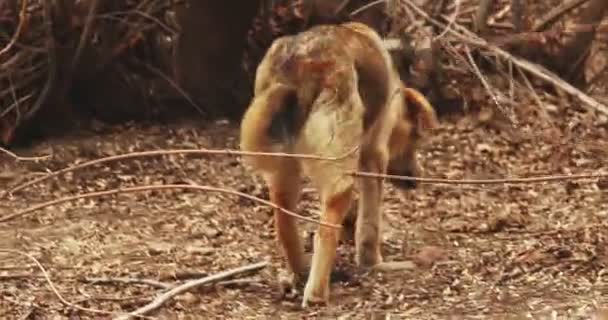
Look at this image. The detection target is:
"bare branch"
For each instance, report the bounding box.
[81,277,172,290]
[113,261,268,320]
[533,0,592,32]
[435,0,460,40]
[400,0,608,116]
[139,61,205,115]
[463,45,516,125]
[349,0,387,16]
[350,171,608,185]
[23,0,58,121]
[70,0,101,71]
[0,249,153,319]
[3,146,359,198]
[0,184,342,228]
[0,146,51,162]
[0,0,28,57]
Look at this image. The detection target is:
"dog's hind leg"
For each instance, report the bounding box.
[355,147,388,268]
[356,146,418,273]
[265,159,308,280]
[302,173,355,307]
[299,123,361,306]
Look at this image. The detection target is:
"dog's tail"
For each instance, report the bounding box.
[402,87,439,134]
[240,83,299,155]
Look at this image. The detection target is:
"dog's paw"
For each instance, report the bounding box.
[277,260,312,300]
[301,282,329,308]
[277,270,297,299]
[356,250,383,269]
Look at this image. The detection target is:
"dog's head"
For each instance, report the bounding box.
[386,87,439,189]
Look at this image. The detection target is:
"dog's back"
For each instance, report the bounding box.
[240,23,398,161]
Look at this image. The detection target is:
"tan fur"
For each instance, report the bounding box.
[239,22,439,307]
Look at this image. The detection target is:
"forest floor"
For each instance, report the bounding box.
[1,97,607,319]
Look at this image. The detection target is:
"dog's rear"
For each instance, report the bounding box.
[241,23,390,156]
[240,22,439,307]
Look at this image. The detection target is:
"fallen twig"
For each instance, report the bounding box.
[216,278,261,288]
[435,0,460,40]
[113,261,268,320]
[464,44,516,125]
[0,183,341,228]
[350,0,387,16]
[533,0,592,32]
[0,249,152,319]
[2,146,359,198]
[140,61,205,115]
[82,277,172,290]
[0,146,51,161]
[490,46,608,115]
[350,170,608,185]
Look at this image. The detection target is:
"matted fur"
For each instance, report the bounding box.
[240,22,439,307]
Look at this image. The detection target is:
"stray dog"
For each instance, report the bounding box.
[239,22,439,307]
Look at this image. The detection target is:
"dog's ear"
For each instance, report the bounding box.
[402,87,439,135]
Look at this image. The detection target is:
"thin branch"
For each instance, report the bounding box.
[3,146,359,198]
[113,261,268,320]
[464,44,517,125]
[350,171,608,185]
[0,184,342,228]
[349,0,387,16]
[495,47,607,115]
[96,9,178,36]
[516,65,555,126]
[435,0,460,40]
[533,0,592,32]
[139,61,205,115]
[0,249,153,319]
[0,0,28,57]
[82,277,172,290]
[0,146,51,162]
[23,0,58,121]
[400,0,608,116]
[0,93,33,119]
[334,0,352,15]
[8,72,21,124]
[70,0,101,71]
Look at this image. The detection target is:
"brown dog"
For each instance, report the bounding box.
[239,22,439,307]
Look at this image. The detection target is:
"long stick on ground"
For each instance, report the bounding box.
[0,249,147,318]
[0,146,50,161]
[350,171,608,184]
[2,146,359,198]
[113,261,268,320]
[0,184,340,228]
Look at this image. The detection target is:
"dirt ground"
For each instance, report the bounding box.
[1,99,607,319]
